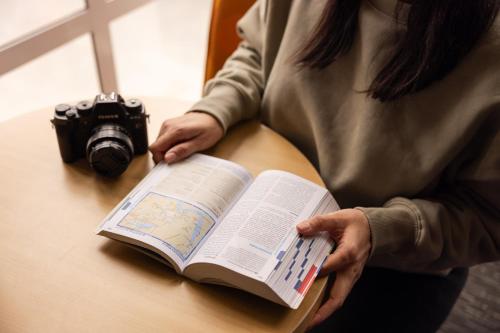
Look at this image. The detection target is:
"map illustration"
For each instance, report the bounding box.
[119,193,215,260]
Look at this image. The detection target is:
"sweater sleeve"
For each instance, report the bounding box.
[359,110,500,273]
[188,1,267,133]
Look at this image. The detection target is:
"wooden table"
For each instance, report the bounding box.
[0,97,327,333]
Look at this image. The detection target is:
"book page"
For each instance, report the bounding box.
[97,154,253,271]
[189,170,335,281]
[267,195,338,308]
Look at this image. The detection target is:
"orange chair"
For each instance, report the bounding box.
[204,0,255,83]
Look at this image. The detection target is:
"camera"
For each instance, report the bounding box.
[51,92,149,177]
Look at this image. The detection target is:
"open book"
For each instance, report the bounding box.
[97,154,339,309]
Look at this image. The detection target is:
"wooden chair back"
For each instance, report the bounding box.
[204,0,255,83]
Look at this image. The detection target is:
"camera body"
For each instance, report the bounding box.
[51,93,149,177]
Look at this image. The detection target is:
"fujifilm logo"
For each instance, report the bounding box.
[98,115,119,119]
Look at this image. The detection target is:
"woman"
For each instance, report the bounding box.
[150,0,500,331]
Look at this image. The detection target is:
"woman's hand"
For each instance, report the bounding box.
[149,112,224,164]
[296,209,371,328]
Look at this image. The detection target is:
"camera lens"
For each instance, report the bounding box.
[86,124,134,177]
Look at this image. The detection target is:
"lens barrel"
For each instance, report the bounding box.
[86,124,134,177]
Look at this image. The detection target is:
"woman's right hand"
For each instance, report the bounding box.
[149,111,224,164]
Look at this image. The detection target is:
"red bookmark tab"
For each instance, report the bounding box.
[298,265,317,295]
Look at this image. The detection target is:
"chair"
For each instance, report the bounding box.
[204,0,255,83]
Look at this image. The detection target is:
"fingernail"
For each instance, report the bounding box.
[164,152,176,164]
[297,221,311,233]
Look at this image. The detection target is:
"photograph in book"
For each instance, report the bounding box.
[96,154,339,309]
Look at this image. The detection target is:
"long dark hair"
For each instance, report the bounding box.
[297,0,499,102]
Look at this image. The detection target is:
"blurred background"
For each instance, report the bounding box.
[0,0,211,122]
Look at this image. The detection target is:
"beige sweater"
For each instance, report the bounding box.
[189,0,500,273]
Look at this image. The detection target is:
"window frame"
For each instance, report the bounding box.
[0,0,151,93]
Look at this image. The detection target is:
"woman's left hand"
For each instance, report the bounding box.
[296,209,372,327]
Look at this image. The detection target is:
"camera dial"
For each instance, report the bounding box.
[55,104,71,116]
[125,99,143,114]
[86,124,134,177]
[76,101,93,116]
[66,110,77,119]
